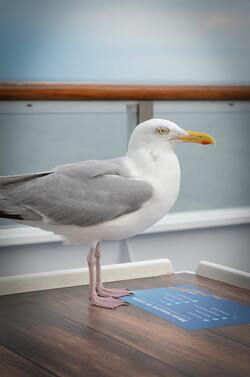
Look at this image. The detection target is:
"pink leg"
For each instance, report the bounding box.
[95,241,134,298]
[87,243,127,309]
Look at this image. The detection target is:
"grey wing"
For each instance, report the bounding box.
[0,160,153,226]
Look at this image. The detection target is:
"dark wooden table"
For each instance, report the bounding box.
[0,273,250,377]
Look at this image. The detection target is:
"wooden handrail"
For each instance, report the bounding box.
[0,83,250,101]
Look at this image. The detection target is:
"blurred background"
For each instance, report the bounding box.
[1,0,249,83]
[0,0,249,279]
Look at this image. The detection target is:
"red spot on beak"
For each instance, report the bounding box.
[201,140,210,145]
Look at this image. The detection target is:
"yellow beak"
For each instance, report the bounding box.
[176,130,216,145]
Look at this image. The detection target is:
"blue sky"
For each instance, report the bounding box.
[0,0,249,83]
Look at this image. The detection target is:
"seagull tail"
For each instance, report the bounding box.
[0,171,51,221]
[0,196,42,221]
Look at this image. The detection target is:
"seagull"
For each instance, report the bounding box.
[0,119,215,309]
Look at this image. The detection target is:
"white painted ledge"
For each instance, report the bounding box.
[144,207,250,234]
[0,226,62,246]
[196,260,250,290]
[0,207,249,247]
[0,258,173,295]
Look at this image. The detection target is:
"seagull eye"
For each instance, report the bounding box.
[156,127,169,135]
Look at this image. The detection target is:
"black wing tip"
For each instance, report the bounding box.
[0,211,24,220]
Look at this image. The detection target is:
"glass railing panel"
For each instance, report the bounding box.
[0,101,132,175]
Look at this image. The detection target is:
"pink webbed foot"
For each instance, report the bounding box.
[96,286,134,298]
[90,293,128,309]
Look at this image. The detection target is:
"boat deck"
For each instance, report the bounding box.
[1,272,250,377]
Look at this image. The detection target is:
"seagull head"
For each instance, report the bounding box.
[128,118,215,152]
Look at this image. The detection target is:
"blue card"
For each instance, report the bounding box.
[122,284,250,331]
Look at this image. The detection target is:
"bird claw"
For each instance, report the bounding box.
[96,286,134,298]
[90,294,129,309]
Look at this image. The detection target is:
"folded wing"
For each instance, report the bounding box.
[0,160,153,226]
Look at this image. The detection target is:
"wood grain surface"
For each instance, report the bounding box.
[0,273,249,377]
[0,83,250,101]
